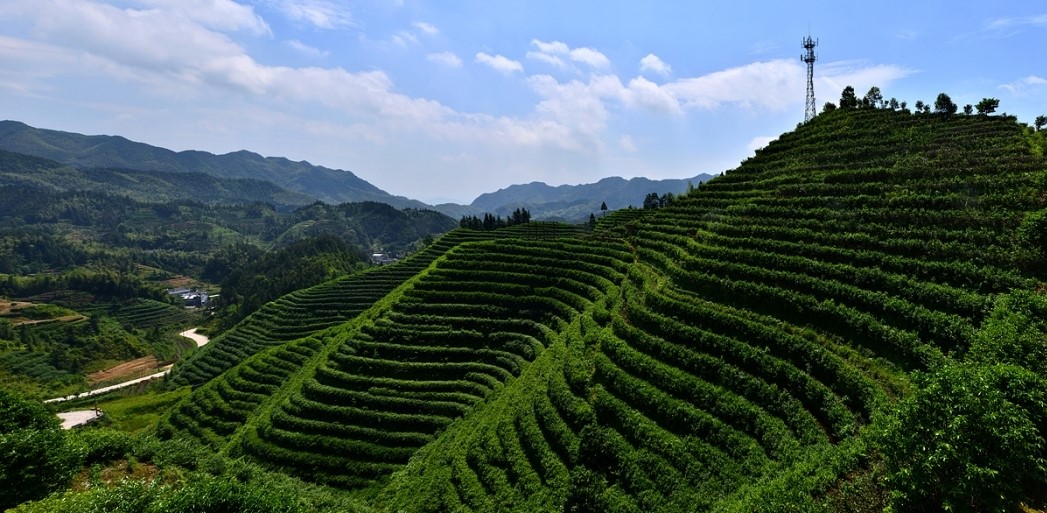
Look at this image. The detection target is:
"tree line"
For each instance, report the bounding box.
[459,208,532,230]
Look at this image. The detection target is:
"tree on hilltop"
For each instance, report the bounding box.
[839,86,859,109]
[1036,115,1046,131]
[863,86,883,108]
[963,104,974,115]
[934,93,958,118]
[975,97,1000,115]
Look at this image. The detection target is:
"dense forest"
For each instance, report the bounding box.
[4,92,1047,513]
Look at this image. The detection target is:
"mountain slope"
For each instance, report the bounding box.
[0,149,315,208]
[0,121,428,209]
[466,174,713,221]
[158,108,1047,512]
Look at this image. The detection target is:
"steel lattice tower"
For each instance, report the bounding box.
[801,35,818,122]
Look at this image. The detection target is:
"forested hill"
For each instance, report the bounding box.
[0,149,316,209]
[0,120,430,209]
[0,184,457,277]
[146,104,1047,513]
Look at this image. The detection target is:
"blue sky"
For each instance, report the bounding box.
[0,1,1044,204]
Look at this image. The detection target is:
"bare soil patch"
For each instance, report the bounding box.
[159,276,193,289]
[11,314,86,327]
[0,300,32,315]
[88,356,162,385]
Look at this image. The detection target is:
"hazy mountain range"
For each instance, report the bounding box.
[0,120,711,220]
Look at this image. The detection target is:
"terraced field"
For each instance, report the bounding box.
[108,298,193,329]
[160,108,1047,512]
[167,223,584,388]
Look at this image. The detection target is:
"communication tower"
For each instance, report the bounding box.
[801,35,818,122]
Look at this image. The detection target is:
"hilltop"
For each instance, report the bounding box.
[9,104,1047,513]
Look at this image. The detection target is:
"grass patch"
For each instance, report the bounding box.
[77,387,191,433]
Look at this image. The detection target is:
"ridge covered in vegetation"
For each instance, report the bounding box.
[13,103,1047,512]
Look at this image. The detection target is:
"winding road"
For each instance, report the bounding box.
[47,328,211,427]
[179,328,210,348]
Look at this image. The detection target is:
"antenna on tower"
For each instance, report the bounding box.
[801,34,818,123]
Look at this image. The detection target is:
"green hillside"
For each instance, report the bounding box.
[0,149,316,209]
[165,223,584,389]
[144,106,1047,512]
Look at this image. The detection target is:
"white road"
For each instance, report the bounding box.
[179,328,210,347]
[57,409,103,429]
[45,366,173,404]
[44,327,209,405]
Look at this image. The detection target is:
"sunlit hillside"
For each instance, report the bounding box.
[151,106,1047,510]
[141,106,1047,512]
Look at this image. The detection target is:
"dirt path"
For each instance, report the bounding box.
[179,328,210,347]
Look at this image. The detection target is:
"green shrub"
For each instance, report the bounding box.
[72,428,136,465]
[876,363,1047,512]
[0,388,59,431]
[1018,209,1047,256]
[968,290,1047,373]
[10,475,308,513]
[0,390,80,510]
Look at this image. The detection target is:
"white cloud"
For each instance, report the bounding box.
[286,39,329,58]
[412,21,439,35]
[526,74,609,150]
[266,0,354,29]
[639,53,671,76]
[569,47,610,69]
[667,60,803,111]
[817,60,915,102]
[1000,75,1047,96]
[427,51,462,68]
[391,31,418,47]
[529,39,610,70]
[633,58,908,113]
[139,0,271,36]
[526,51,566,69]
[475,52,523,75]
[619,134,638,152]
[532,39,569,55]
[987,14,1047,31]
[622,76,681,115]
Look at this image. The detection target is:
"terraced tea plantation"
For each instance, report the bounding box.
[160,108,1047,512]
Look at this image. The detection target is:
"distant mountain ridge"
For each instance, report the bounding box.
[0,120,712,221]
[0,149,316,209]
[0,120,429,209]
[465,174,714,221]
